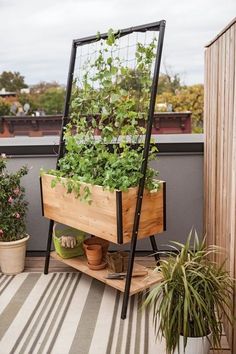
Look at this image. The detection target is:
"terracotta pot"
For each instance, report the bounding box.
[0,235,29,275]
[86,244,102,266]
[83,237,109,259]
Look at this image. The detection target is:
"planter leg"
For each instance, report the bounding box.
[121,236,137,319]
[44,220,54,274]
[149,235,160,266]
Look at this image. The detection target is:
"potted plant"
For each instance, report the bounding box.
[143,231,234,354]
[0,154,29,274]
[41,30,165,244]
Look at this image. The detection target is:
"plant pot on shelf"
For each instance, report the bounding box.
[0,234,30,275]
[83,237,109,260]
[106,252,123,273]
[86,244,102,266]
[40,174,166,245]
[106,251,129,273]
[119,251,129,272]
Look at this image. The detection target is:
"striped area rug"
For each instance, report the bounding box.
[0,272,165,354]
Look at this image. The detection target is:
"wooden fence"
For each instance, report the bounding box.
[204,18,236,351]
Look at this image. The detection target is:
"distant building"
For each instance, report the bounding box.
[20,88,30,94]
[0,89,18,108]
[0,88,17,99]
[0,112,192,137]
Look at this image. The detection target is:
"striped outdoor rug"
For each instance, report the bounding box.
[0,272,165,354]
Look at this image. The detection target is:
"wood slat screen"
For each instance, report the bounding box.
[204,18,236,351]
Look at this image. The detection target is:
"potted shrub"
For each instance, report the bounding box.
[0,154,29,274]
[143,231,234,354]
[41,30,165,244]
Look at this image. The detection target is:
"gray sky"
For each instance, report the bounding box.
[0,0,235,86]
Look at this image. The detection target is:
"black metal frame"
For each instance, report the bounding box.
[43,20,166,319]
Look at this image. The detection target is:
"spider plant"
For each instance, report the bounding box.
[143,231,234,354]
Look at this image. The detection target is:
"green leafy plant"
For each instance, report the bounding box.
[143,231,234,354]
[46,29,160,201]
[0,154,28,241]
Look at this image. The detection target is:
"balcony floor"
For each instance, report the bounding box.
[0,257,230,354]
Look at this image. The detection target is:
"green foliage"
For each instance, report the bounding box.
[19,84,65,115]
[143,231,234,354]
[158,72,182,95]
[18,92,40,114]
[30,81,62,94]
[47,29,160,200]
[0,155,28,241]
[38,87,65,114]
[156,84,204,133]
[69,35,156,142]
[0,71,28,92]
[48,142,159,194]
[0,98,11,116]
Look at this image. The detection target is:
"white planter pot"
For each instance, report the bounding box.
[0,235,29,275]
[173,334,211,354]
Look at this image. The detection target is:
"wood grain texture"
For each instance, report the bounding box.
[204,21,236,352]
[50,251,163,295]
[122,182,165,241]
[41,174,165,244]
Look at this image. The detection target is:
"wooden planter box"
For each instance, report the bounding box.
[40,174,166,244]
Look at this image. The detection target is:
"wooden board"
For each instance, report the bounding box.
[204,20,236,352]
[50,251,163,295]
[122,185,164,241]
[41,174,165,244]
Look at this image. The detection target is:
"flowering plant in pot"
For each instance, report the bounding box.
[143,231,234,354]
[0,154,29,274]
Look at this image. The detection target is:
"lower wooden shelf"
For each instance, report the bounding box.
[51,251,163,296]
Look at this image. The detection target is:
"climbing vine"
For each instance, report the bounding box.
[46,29,160,202]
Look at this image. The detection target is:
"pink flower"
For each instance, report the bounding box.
[13,187,20,196]
[14,213,20,219]
[8,196,13,203]
[0,229,3,237]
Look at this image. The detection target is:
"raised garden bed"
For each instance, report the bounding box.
[41,174,166,244]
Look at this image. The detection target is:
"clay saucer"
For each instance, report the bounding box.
[87,261,107,270]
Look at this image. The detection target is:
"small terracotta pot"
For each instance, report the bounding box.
[86,244,102,266]
[83,237,109,259]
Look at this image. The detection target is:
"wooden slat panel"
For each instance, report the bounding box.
[205,20,236,352]
[232,22,236,353]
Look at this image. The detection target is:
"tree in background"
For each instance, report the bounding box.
[0,69,203,131]
[158,71,183,94]
[18,92,40,114]
[0,98,11,116]
[19,82,65,115]
[156,84,204,132]
[38,87,65,114]
[0,71,28,92]
[30,81,63,94]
